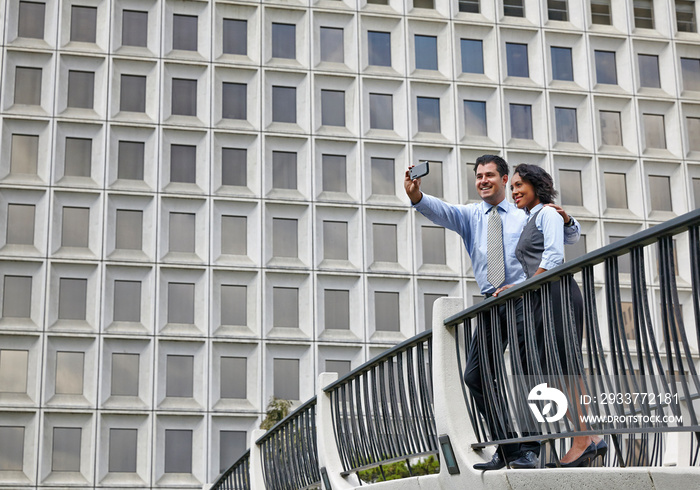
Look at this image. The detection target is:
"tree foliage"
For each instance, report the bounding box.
[357,455,439,483]
[260,397,292,430]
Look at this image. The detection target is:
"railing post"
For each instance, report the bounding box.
[316,372,357,489]
[249,429,266,489]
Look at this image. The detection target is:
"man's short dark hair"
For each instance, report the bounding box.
[513,163,558,204]
[474,155,509,177]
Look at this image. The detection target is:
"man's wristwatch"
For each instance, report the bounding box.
[564,216,575,227]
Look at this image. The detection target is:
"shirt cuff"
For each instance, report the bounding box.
[538,259,559,271]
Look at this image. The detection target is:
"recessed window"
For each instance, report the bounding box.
[638,54,661,88]
[321,90,345,126]
[460,39,483,74]
[222,148,246,187]
[220,356,246,399]
[371,157,395,196]
[220,285,246,325]
[10,134,38,175]
[164,430,192,474]
[681,58,700,91]
[422,226,446,264]
[7,204,35,245]
[70,6,96,43]
[510,103,533,139]
[117,141,144,180]
[643,114,666,149]
[548,0,568,21]
[633,0,654,29]
[423,293,446,331]
[273,287,298,328]
[62,207,89,248]
[373,224,397,263]
[506,43,529,78]
[320,27,344,63]
[595,50,617,84]
[609,236,631,274]
[221,216,247,255]
[169,212,195,253]
[417,97,440,133]
[58,278,87,320]
[167,282,195,324]
[324,289,349,330]
[464,100,487,137]
[551,47,573,81]
[688,117,700,151]
[109,428,137,473]
[649,175,672,212]
[222,83,246,120]
[504,0,525,17]
[555,107,578,143]
[677,0,697,32]
[367,0,388,4]
[272,23,295,59]
[604,172,628,209]
[223,19,247,55]
[414,0,434,8]
[0,349,28,393]
[272,151,297,190]
[591,0,612,25]
[3,276,32,318]
[0,427,24,470]
[375,291,399,332]
[369,93,393,130]
[64,137,92,177]
[14,67,42,105]
[67,70,95,109]
[122,10,147,47]
[274,358,299,400]
[693,178,700,207]
[52,427,81,472]
[272,86,296,123]
[459,0,480,13]
[18,1,45,39]
[171,78,197,116]
[172,14,198,51]
[599,110,622,146]
[415,35,438,71]
[120,75,146,113]
[558,169,583,206]
[322,154,346,193]
[272,218,298,258]
[565,234,587,261]
[323,221,348,260]
[325,360,351,377]
[170,144,196,183]
[111,353,139,396]
[55,351,84,395]
[113,280,141,322]
[220,431,247,474]
[166,354,193,397]
[115,209,143,250]
[368,31,391,67]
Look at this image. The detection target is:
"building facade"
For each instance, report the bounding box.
[0,0,699,487]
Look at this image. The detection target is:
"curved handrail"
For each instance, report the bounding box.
[210,449,250,490]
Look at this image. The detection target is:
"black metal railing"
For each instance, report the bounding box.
[322,331,437,478]
[210,449,250,490]
[257,397,320,490]
[444,207,700,467]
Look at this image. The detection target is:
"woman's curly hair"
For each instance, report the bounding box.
[513,163,558,204]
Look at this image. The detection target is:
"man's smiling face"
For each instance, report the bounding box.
[475,161,508,206]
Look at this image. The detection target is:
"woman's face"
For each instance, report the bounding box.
[510,172,539,210]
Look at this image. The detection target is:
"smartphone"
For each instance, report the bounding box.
[410,161,430,180]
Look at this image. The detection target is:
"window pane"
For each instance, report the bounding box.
[375,291,399,331]
[70,6,96,43]
[0,350,28,393]
[18,1,45,39]
[693,178,700,207]
[113,280,141,322]
[609,236,631,273]
[551,46,573,81]
[414,0,434,8]
[170,144,196,183]
[689,117,700,151]
[171,79,197,116]
[464,100,487,137]
[565,234,587,261]
[274,358,299,399]
[417,97,440,133]
[644,114,666,149]
[223,19,247,55]
[323,221,348,260]
[15,67,42,105]
[604,172,628,209]
[460,39,483,74]
[220,431,246,473]
[67,71,94,109]
[373,224,397,262]
[649,175,672,211]
[272,218,298,258]
[111,353,139,396]
[220,356,246,399]
[52,427,81,472]
[321,90,345,126]
[0,427,24,470]
[591,0,612,25]
[168,283,195,324]
[558,169,583,206]
[600,110,622,146]
[555,107,578,143]
[595,50,617,84]
[423,293,446,331]
[272,23,295,59]
[272,151,297,189]
[677,0,697,32]
[320,27,344,63]
[62,207,89,247]
[118,141,144,180]
[548,0,568,21]
[324,289,349,330]
[222,148,247,186]
[222,83,246,120]
[419,161,443,198]
[10,134,38,175]
[169,212,195,253]
[272,86,296,123]
[415,35,438,70]
[120,75,146,112]
[166,355,193,397]
[122,10,148,47]
[221,285,246,325]
[633,0,654,29]
[422,226,446,264]
[369,93,393,130]
[506,43,529,77]
[371,157,395,196]
[682,58,700,91]
[322,154,346,193]
[56,351,83,395]
[459,0,480,13]
[638,54,661,88]
[7,204,35,245]
[173,14,197,51]
[325,360,351,377]
[64,137,92,177]
[273,287,298,328]
[115,209,143,250]
[221,216,247,255]
[3,276,32,318]
[510,104,533,139]
[368,31,391,67]
[164,430,192,474]
[504,0,525,17]
[59,278,87,320]
[109,428,137,473]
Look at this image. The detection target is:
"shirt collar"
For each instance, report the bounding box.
[526,202,544,217]
[481,198,509,214]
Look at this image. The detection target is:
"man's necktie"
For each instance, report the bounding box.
[487,206,505,289]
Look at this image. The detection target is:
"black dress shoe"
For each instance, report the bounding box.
[473,451,506,471]
[509,450,539,469]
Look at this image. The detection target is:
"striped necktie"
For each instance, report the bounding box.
[487,205,505,289]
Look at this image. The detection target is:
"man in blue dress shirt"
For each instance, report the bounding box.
[404,154,580,470]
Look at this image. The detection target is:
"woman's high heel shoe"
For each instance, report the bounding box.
[594,439,608,463]
[545,442,597,468]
